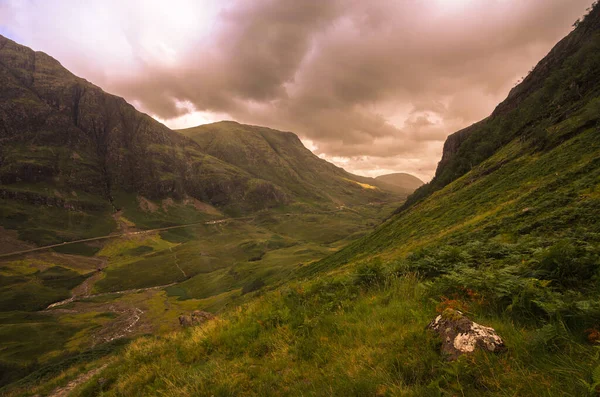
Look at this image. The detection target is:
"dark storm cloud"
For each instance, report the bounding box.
[0,0,593,180]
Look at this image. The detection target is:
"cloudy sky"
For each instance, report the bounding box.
[0,0,592,181]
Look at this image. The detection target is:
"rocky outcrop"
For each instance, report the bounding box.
[427,309,505,360]
[178,310,215,327]
[434,120,486,180]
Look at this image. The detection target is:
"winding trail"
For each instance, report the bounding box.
[46,282,178,310]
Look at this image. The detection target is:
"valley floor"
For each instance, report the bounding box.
[0,200,401,392]
[4,104,600,396]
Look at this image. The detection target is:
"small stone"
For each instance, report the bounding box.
[427,309,505,360]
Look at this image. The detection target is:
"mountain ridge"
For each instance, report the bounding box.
[178,121,398,206]
[403,4,600,211]
[0,36,396,245]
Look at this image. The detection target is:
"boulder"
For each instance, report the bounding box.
[179,311,215,327]
[427,309,505,360]
[178,315,193,327]
[191,310,215,325]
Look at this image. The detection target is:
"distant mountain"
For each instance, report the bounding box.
[375,173,423,194]
[178,121,396,205]
[0,36,395,245]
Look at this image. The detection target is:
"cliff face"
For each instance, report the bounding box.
[0,35,287,212]
[404,3,600,210]
[434,120,486,179]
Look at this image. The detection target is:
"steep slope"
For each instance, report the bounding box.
[15,5,600,396]
[0,37,392,246]
[404,4,600,210]
[178,121,397,206]
[375,172,423,195]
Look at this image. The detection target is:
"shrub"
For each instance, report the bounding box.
[532,241,600,289]
[353,259,385,288]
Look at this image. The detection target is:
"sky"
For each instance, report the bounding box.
[0,0,593,181]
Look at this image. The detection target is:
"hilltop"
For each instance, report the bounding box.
[179,121,395,206]
[375,173,424,195]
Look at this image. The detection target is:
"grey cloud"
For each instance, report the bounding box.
[0,0,593,178]
[96,0,595,151]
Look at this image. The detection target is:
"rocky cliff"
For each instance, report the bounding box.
[402,3,600,211]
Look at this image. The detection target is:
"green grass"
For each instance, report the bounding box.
[4,11,600,393]
[14,34,600,393]
[52,242,102,256]
[0,266,90,311]
[0,194,400,390]
[0,197,115,246]
[45,273,599,396]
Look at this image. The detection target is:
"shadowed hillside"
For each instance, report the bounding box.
[179,121,397,206]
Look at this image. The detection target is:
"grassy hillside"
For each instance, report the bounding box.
[0,37,396,248]
[404,3,600,210]
[179,121,397,206]
[6,5,600,396]
[0,199,401,390]
[0,34,405,390]
[11,109,597,396]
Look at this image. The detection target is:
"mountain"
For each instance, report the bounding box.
[178,121,397,205]
[402,4,600,211]
[0,36,394,245]
[14,4,600,396]
[375,172,423,194]
[0,35,406,388]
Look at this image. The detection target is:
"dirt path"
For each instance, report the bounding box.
[94,306,145,344]
[47,364,108,397]
[170,247,187,279]
[46,282,177,310]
